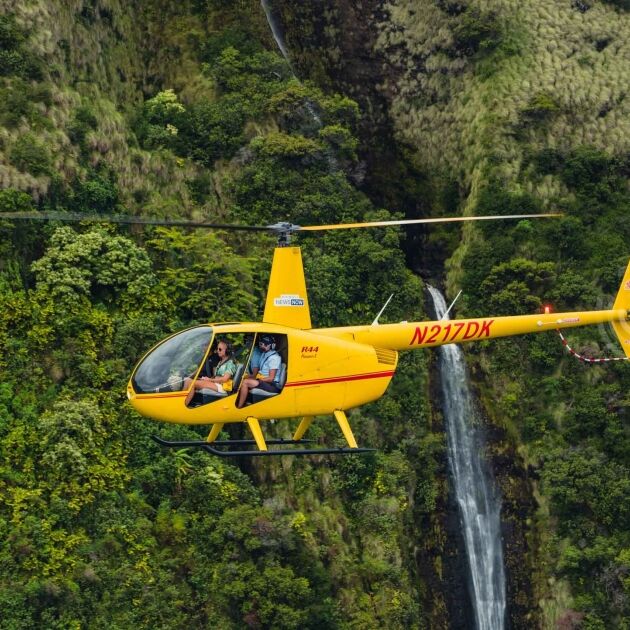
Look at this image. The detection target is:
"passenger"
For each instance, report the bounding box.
[237,334,281,408]
[184,340,237,406]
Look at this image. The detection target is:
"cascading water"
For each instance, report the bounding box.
[428,286,506,630]
[261,0,294,71]
[260,5,505,621]
[260,0,324,128]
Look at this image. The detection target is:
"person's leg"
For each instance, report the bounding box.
[237,378,259,408]
[186,377,218,405]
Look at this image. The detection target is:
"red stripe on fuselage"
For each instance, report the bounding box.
[285,370,395,388]
[134,392,188,399]
[135,372,395,397]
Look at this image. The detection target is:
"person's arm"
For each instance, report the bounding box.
[257,368,277,383]
[213,362,236,383]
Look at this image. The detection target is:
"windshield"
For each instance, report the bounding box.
[131,326,213,394]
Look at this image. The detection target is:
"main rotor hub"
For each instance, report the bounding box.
[267,222,302,246]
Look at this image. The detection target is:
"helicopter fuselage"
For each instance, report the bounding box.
[127,306,630,428]
[127,322,398,425]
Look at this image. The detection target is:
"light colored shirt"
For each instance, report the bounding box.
[257,350,281,385]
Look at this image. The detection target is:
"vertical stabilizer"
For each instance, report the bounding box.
[263,247,312,329]
[611,259,630,357]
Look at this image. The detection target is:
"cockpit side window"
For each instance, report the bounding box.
[186,333,254,407]
[132,326,213,394]
[236,333,288,407]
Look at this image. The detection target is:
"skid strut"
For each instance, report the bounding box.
[151,435,374,457]
[152,410,373,457]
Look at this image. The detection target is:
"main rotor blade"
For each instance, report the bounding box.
[297,213,562,231]
[0,211,562,234]
[0,211,271,231]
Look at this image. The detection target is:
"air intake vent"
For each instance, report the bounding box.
[374,348,398,366]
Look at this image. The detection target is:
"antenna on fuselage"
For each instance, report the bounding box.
[441,290,462,320]
[371,293,395,326]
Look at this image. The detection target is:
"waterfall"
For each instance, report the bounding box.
[260,0,324,128]
[261,0,294,72]
[427,286,506,630]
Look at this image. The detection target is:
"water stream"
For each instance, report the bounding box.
[428,286,506,630]
[260,4,505,623]
[261,0,294,71]
[260,0,324,128]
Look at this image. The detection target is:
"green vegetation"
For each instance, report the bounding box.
[0,14,43,80]
[2,0,630,626]
[450,7,505,56]
[9,135,52,176]
[457,146,630,626]
[0,4,437,627]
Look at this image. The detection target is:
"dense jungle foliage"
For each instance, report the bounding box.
[277,0,630,624]
[1,0,630,628]
[0,3,440,628]
[457,150,630,628]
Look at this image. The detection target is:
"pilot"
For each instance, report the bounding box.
[184,339,237,406]
[236,334,281,408]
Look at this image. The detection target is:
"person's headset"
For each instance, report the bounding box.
[216,338,234,358]
[259,334,276,350]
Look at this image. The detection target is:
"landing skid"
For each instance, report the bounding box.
[151,435,375,457]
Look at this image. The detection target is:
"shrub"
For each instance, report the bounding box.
[451,8,503,56]
[521,92,560,125]
[601,0,630,8]
[136,90,186,152]
[68,104,99,145]
[186,173,215,204]
[0,15,25,51]
[0,189,34,213]
[176,98,247,164]
[10,134,51,176]
[143,89,185,126]
[529,148,564,175]
[318,124,358,161]
[200,27,262,61]
[0,15,43,79]
[250,132,324,160]
[74,173,119,213]
[560,147,620,194]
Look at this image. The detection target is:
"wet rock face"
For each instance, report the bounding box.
[485,421,539,629]
[269,0,432,241]
[270,0,413,213]
[275,0,630,190]
[273,0,394,130]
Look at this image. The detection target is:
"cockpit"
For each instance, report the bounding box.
[131,326,213,394]
[129,325,289,411]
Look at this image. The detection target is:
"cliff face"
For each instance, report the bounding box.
[275,0,630,191]
[273,0,630,280]
[0,0,271,205]
[264,1,630,626]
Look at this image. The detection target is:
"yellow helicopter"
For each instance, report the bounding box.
[6,211,630,456]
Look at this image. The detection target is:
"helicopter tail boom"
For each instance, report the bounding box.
[317,308,630,352]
